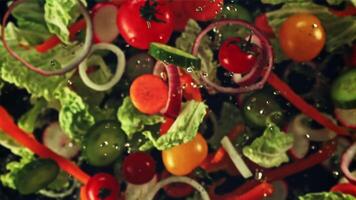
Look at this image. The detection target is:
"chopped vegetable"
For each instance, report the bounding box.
[18,98,47,133]
[298,192,355,200]
[341,142,356,184]
[331,183,356,197]
[331,69,356,109]
[92,2,119,43]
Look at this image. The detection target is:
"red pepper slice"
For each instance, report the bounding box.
[330,5,356,17]
[210,182,273,200]
[267,72,349,136]
[0,106,90,184]
[35,19,86,53]
[331,183,356,197]
[180,72,202,101]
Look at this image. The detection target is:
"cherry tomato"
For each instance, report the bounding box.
[180,73,202,101]
[162,133,208,176]
[279,13,326,62]
[218,37,259,74]
[167,0,190,31]
[111,0,127,6]
[183,0,224,21]
[122,152,156,184]
[85,173,120,200]
[117,0,174,49]
[255,13,274,38]
[161,170,194,198]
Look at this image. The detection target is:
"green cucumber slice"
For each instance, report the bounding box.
[15,159,59,195]
[148,42,201,70]
[331,69,356,109]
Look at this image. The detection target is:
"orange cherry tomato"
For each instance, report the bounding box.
[162,133,208,176]
[279,13,326,62]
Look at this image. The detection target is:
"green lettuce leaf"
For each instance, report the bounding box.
[298,192,356,200]
[261,0,307,5]
[242,122,294,168]
[117,97,164,139]
[142,101,207,150]
[267,2,356,52]
[18,99,47,133]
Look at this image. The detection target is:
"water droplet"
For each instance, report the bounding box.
[254,169,264,180]
[186,67,193,73]
[146,21,152,29]
[312,24,318,28]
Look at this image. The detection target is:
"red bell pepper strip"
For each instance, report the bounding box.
[35,19,86,53]
[330,5,356,17]
[210,182,273,200]
[331,183,356,197]
[267,72,349,136]
[0,106,90,184]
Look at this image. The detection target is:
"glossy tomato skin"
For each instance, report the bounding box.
[184,0,224,21]
[167,0,190,31]
[218,37,258,74]
[117,0,173,49]
[85,173,120,200]
[162,133,208,176]
[122,152,156,184]
[279,13,326,62]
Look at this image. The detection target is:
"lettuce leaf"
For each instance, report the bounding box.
[298,192,356,200]
[242,122,294,168]
[18,99,47,133]
[261,0,307,5]
[117,97,164,139]
[142,101,207,150]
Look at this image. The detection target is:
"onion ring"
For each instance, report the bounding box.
[341,142,356,184]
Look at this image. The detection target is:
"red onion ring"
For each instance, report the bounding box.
[341,142,356,184]
[153,61,167,80]
[1,0,93,77]
[192,19,274,94]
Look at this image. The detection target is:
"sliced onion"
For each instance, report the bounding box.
[341,142,356,184]
[146,176,210,200]
[125,175,157,200]
[1,0,93,76]
[266,180,288,200]
[339,170,356,183]
[192,19,274,94]
[287,115,310,159]
[79,43,125,91]
[153,61,167,79]
[220,136,253,178]
[322,137,350,170]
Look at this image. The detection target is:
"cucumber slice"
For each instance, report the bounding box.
[331,69,356,109]
[148,42,201,70]
[15,159,59,195]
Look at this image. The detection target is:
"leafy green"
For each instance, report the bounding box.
[242,122,294,168]
[175,19,218,85]
[298,192,356,200]
[142,101,207,150]
[261,0,307,5]
[326,0,356,6]
[267,2,356,52]
[18,99,47,133]
[117,97,164,139]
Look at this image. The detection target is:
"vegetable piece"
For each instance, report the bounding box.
[287,115,310,159]
[162,133,208,176]
[266,180,288,200]
[236,182,274,200]
[298,192,355,200]
[183,0,224,21]
[123,152,156,185]
[159,117,175,135]
[160,171,194,198]
[242,122,294,168]
[180,72,202,101]
[92,2,119,43]
[221,136,252,178]
[267,72,349,136]
[117,0,173,49]
[14,158,59,195]
[149,43,201,70]
[0,107,90,184]
[18,99,47,133]
[83,121,126,167]
[330,5,356,17]
[167,0,190,31]
[43,122,80,159]
[79,43,126,91]
[255,14,274,38]
[85,173,120,200]
[331,69,356,109]
[341,142,356,184]
[146,176,210,200]
[1,0,93,76]
[130,74,168,115]
[335,108,356,129]
[125,175,157,200]
[126,53,155,81]
[331,183,356,197]
[279,13,326,62]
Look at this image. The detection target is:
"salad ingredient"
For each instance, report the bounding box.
[116,0,173,49]
[117,97,164,138]
[125,175,157,200]
[83,120,126,167]
[331,69,356,109]
[330,4,356,17]
[242,121,294,168]
[92,2,119,43]
[43,122,80,159]
[162,133,208,176]
[298,192,355,200]
[18,99,47,133]
[179,72,202,101]
[0,107,90,184]
[217,4,252,22]
[85,173,120,200]
[221,136,252,178]
[335,108,356,128]
[159,117,174,135]
[142,100,207,150]
[255,14,274,38]
[193,19,273,94]
[341,142,356,184]
[279,13,325,62]
[79,43,126,91]
[267,72,349,136]
[130,74,168,115]
[218,37,259,74]
[1,0,93,76]
[122,152,156,184]
[287,115,310,159]
[235,182,274,200]
[146,176,210,200]
[149,43,201,70]
[183,0,223,22]
[167,0,189,31]
[331,183,356,197]
[266,180,288,200]
[160,171,194,198]
[126,53,155,81]
[14,158,59,195]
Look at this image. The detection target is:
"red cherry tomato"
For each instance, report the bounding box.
[122,152,156,184]
[85,173,120,200]
[117,0,174,49]
[111,0,127,6]
[183,0,224,21]
[218,37,259,74]
[180,72,203,101]
[167,0,190,31]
